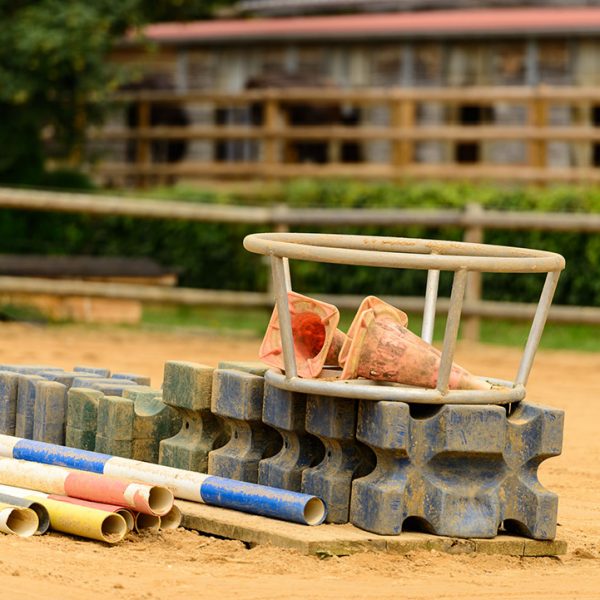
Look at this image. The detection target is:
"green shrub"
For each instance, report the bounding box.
[2,180,599,306]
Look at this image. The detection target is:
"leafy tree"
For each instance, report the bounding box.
[0,0,235,185]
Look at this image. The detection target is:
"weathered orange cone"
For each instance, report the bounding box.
[260,292,347,378]
[338,296,408,368]
[340,297,490,391]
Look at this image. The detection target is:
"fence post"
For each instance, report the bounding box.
[391,95,415,178]
[528,91,547,176]
[263,94,279,178]
[462,203,484,342]
[136,100,151,189]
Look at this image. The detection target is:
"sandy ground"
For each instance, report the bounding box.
[0,322,598,600]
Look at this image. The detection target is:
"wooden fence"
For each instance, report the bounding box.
[1,187,599,342]
[87,86,600,185]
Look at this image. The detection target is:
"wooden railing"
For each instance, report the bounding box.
[86,86,600,185]
[1,187,599,342]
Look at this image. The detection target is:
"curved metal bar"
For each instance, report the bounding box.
[244,233,565,273]
[264,370,525,405]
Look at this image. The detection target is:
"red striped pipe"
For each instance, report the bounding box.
[0,457,173,516]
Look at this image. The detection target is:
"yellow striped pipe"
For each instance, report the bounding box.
[36,497,127,543]
[0,502,39,537]
[24,496,127,544]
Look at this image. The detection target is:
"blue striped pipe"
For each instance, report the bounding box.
[0,435,326,526]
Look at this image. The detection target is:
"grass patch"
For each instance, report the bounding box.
[0,302,48,323]
[142,304,272,336]
[141,304,600,352]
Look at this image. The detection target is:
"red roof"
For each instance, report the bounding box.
[144,7,600,44]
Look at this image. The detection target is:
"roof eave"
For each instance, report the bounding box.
[140,26,600,46]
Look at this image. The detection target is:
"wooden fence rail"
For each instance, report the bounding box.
[82,86,600,185]
[0,187,599,341]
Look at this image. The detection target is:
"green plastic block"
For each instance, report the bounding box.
[217,361,269,376]
[96,395,134,442]
[162,361,213,411]
[159,361,227,472]
[32,381,67,445]
[65,427,97,451]
[67,388,103,430]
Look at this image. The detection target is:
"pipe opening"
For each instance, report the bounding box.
[27,502,50,535]
[101,514,127,543]
[7,508,38,537]
[115,508,135,531]
[135,512,160,533]
[148,486,174,516]
[159,505,182,530]
[303,497,326,526]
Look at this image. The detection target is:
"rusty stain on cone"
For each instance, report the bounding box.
[260,291,347,378]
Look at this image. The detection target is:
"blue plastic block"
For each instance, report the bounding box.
[72,377,111,388]
[258,383,324,491]
[40,371,88,389]
[350,401,564,540]
[73,366,111,377]
[112,373,151,386]
[15,375,44,439]
[0,365,62,375]
[208,369,281,483]
[301,394,375,524]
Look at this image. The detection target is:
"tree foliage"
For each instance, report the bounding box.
[0,0,235,184]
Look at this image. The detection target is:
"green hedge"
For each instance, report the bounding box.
[2,180,599,306]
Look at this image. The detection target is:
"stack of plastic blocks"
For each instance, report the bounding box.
[159,360,563,540]
[0,364,179,464]
[2,360,563,540]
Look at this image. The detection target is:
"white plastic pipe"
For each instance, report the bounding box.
[0,457,173,516]
[0,503,38,537]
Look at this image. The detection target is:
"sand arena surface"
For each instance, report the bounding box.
[0,322,597,600]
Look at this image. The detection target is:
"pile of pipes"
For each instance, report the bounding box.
[0,454,181,542]
[0,434,326,536]
[0,361,328,540]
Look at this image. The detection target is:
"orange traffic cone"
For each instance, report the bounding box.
[338,296,408,368]
[260,291,347,378]
[340,297,490,391]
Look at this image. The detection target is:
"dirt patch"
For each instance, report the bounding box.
[0,322,598,599]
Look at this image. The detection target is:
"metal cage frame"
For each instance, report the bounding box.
[244,233,565,405]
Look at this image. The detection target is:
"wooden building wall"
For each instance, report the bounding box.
[97,37,600,170]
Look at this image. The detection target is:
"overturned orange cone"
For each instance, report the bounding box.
[338,296,408,368]
[260,292,347,378]
[340,298,490,391]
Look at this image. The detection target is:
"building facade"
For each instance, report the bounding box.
[101,7,600,175]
